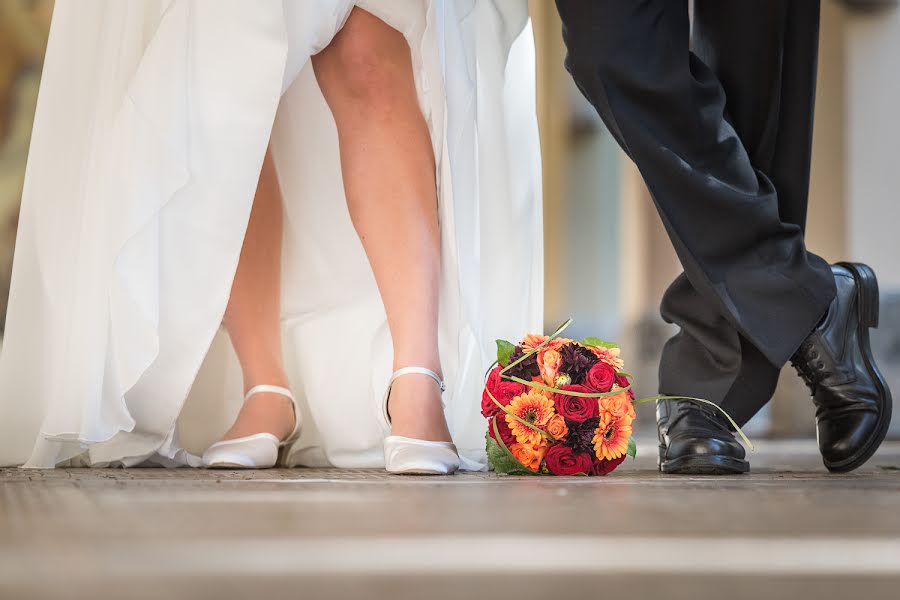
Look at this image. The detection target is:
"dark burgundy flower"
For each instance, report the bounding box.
[615,373,635,400]
[544,444,593,476]
[560,344,599,384]
[553,385,599,422]
[591,455,626,476]
[504,346,541,382]
[585,362,616,393]
[565,417,601,454]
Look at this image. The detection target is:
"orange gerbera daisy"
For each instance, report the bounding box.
[510,441,548,472]
[588,345,625,371]
[504,390,555,445]
[520,334,573,352]
[520,334,549,350]
[592,412,633,461]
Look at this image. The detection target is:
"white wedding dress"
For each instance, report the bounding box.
[0,0,543,469]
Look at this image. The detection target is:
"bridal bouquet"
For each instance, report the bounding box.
[482,320,750,476]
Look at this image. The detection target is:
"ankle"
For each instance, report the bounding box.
[241,370,290,394]
[386,379,451,442]
[392,355,442,378]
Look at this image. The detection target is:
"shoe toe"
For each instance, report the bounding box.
[667,434,745,461]
[818,412,878,466]
[202,434,280,469]
[384,436,460,474]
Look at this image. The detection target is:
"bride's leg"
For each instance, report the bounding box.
[218,147,295,442]
[311,8,450,442]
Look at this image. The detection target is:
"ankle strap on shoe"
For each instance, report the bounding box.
[389,367,445,393]
[381,367,446,430]
[244,384,294,401]
[244,385,301,444]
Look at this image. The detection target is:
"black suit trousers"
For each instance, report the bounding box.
[555,0,837,424]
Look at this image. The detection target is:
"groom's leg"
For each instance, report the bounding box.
[555,0,837,473]
[555,0,836,372]
[694,2,892,473]
[659,275,781,429]
[694,0,821,230]
[661,0,823,426]
[559,0,890,473]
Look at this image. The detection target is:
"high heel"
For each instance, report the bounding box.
[381,367,460,475]
[202,385,301,469]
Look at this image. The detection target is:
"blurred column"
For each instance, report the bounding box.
[529,1,572,333]
[0,1,53,331]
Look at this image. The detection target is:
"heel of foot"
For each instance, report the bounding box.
[840,262,880,328]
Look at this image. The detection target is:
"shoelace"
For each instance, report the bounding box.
[790,339,828,392]
[666,400,733,434]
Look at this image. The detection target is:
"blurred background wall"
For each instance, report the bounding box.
[0,0,897,438]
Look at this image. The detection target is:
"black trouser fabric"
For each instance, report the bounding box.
[555,0,836,424]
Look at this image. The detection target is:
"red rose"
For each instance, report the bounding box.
[553,384,598,422]
[544,443,593,476]
[487,415,516,448]
[585,362,616,393]
[481,366,527,418]
[615,374,635,400]
[591,455,626,476]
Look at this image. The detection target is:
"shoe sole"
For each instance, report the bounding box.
[387,468,457,476]
[658,447,749,475]
[825,263,893,473]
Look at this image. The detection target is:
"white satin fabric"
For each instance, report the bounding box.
[0,0,542,469]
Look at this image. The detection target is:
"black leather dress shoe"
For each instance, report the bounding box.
[791,262,892,473]
[657,399,749,474]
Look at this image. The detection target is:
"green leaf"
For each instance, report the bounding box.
[627,437,637,458]
[582,337,618,349]
[485,433,535,476]
[485,419,536,476]
[496,339,516,367]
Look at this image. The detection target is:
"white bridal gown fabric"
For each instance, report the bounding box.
[0,0,543,469]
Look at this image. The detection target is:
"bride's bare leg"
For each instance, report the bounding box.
[312,8,451,442]
[219,147,295,442]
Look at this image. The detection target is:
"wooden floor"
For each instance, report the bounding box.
[2,439,900,600]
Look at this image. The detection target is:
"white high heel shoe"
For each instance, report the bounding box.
[381,367,460,475]
[202,385,301,469]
